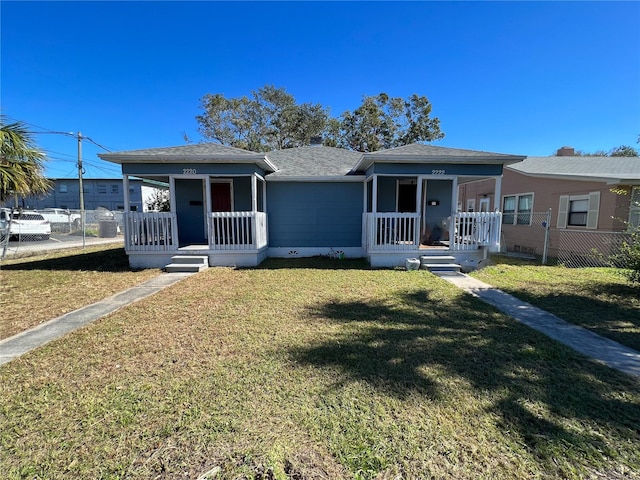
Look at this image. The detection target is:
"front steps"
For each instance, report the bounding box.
[165,255,209,273]
[419,255,461,274]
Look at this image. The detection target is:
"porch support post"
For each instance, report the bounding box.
[415,176,423,245]
[251,173,258,213]
[372,175,378,213]
[169,176,177,213]
[122,175,130,212]
[205,177,212,213]
[451,176,459,244]
[494,176,502,212]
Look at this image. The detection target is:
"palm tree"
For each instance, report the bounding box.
[0,116,51,203]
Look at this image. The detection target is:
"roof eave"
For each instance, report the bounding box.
[351,154,526,172]
[506,168,640,184]
[98,153,277,173]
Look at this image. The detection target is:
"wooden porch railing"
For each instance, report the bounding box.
[363,212,421,251]
[207,212,267,250]
[124,212,178,252]
[451,211,502,251]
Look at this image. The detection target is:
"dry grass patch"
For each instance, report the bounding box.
[471,256,640,351]
[1,259,639,479]
[0,245,160,339]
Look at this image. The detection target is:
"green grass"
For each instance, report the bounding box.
[0,245,160,339]
[470,255,640,351]
[1,257,639,479]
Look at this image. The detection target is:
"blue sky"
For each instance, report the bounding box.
[2,1,639,178]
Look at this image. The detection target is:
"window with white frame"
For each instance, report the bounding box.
[502,193,533,225]
[568,197,589,226]
[629,187,640,229]
[557,192,600,229]
[97,184,107,194]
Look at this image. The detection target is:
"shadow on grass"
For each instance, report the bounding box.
[494,284,640,352]
[255,257,372,270]
[290,288,640,470]
[0,247,132,272]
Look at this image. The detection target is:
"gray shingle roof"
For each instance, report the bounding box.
[508,156,640,182]
[266,146,363,177]
[102,143,260,157]
[98,143,277,171]
[368,143,522,158]
[353,144,526,171]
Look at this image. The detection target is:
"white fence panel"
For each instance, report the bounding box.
[208,212,267,251]
[364,212,420,251]
[125,212,178,252]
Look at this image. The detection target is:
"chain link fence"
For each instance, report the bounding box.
[1,207,123,260]
[501,210,633,268]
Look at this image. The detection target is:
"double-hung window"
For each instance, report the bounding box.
[557,192,600,229]
[502,193,533,225]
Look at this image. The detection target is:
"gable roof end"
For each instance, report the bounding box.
[351,143,526,172]
[98,143,278,172]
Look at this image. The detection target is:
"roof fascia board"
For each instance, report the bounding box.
[99,153,278,172]
[352,155,525,172]
[507,169,640,184]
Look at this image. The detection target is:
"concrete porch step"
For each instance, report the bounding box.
[164,255,209,273]
[419,255,461,273]
[421,263,461,273]
[419,255,457,264]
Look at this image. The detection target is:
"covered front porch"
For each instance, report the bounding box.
[109,145,276,269]
[361,172,504,268]
[122,209,268,268]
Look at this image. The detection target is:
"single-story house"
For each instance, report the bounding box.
[98,142,525,269]
[460,147,640,261]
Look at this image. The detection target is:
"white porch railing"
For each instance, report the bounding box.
[207,211,267,251]
[451,211,502,251]
[124,212,178,252]
[363,212,421,251]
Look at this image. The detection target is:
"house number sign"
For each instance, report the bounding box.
[431,169,446,175]
[183,168,197,174]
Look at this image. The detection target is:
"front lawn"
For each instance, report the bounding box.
[1,259,639,479]
[0,245,160,340]
[471,255,640,352]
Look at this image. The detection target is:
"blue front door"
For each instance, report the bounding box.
[175,178,206,245]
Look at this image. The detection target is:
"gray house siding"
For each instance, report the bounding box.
[267,182,363,247]
[377,177,399,212]
[424,180,453,233]
[232,177,252,211]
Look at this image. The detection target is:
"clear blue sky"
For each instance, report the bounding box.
[2,1,639,178]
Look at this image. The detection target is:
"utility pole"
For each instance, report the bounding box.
[77,132,86,249]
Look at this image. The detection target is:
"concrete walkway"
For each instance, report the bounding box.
[0,272,194,365]
[436,272,640,378]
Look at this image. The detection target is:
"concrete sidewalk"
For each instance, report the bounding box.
[0,272,194,365]
[437,272,640,378]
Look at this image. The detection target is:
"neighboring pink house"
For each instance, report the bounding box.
[460,147,640,262]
